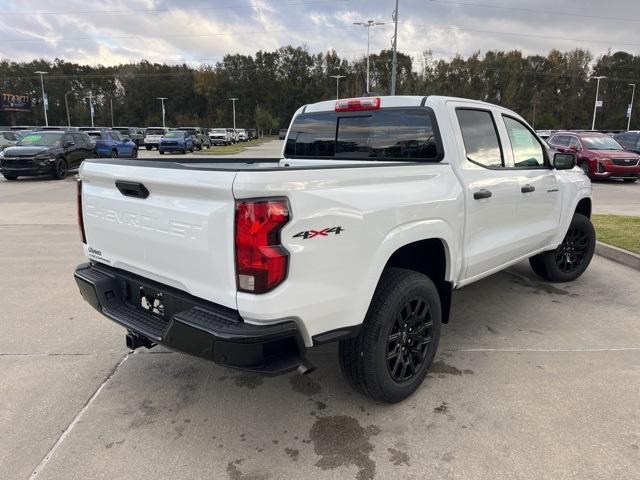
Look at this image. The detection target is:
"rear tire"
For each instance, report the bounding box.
[529,213,595,282]
[339,268,441,403]
[159,150,165,155]
[3,174,18,181]
[131,148,138,159]
[111,150,118,158]
[145,146,152,151]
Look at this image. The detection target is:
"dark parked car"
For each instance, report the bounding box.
[278,129,287,140]
[246,128,258,140]
[113,127,144,146]
[159,130,194,154]
[548,131,640,182]
[86,130,138,158]
[0,130,93,180]
[613,131,640,155]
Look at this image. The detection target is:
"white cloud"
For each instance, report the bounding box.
[0,0,638,67]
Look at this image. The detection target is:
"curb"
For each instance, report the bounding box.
[595,241,640,271]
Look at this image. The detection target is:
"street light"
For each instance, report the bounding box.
[627,83,636,131]
[228,97,238,132]
[330,74,346,100]
[34,71,48,126]
[353,20,385,93]
[157,97,168,128]
[64,90,74,127]
[591,75,606,131]
[85,93,95,128]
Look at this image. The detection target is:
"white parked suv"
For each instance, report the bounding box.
[236,129,247,142]
[74,96,593,402]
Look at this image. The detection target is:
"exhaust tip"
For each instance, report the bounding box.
[296,358,317,376]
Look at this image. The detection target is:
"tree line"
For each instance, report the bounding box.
[1,47,639,131]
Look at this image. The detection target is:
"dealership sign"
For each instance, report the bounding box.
[0,93,32,112]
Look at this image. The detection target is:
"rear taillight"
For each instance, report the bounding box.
[335,97,381,112]
[77,179,87,244]
[235,198,290,294]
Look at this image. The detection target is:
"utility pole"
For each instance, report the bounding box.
[34,71,48,126]
[330,74,346,100]
[229,97,238,131]
[390,0,399,95]
[85,93,95,128]
[591,76,606,131]
[627,83,636,131]
[110,98,114,127]
[64,90,73,127]
[354,20,384,93]
[157,97,167,128]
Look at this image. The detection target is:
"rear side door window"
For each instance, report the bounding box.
[456,109,504,168]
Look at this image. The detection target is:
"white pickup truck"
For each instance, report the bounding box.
[74,96,594,403]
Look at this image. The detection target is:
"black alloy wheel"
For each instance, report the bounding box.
[111,150,119,158]
[386,297,434,383]
[554,224,590,273]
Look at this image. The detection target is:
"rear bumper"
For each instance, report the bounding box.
[74,262,306,375]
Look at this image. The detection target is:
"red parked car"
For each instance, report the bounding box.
[548,131,640,183]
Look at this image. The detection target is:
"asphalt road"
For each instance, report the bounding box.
[1,141,639,480]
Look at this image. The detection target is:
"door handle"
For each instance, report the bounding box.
[473,189,492,200]
[521,184,536,193]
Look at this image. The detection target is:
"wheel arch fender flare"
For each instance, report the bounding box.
[354,219,459,328]
[552,189,592,246]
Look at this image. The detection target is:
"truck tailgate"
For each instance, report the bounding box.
[79,161,238,309]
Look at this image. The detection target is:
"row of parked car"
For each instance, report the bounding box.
[1,125,259,151]
[0,123,264,179]
[537,129,640,182]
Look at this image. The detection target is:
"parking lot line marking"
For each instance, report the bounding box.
[452,347,640,352]
[28,352,132,480]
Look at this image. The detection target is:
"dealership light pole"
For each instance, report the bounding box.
[390,0,399,95]
[34,71,48,126]
[330,74,346,100]
[229,97,238,131]
[157,97,167,128]
[64,90,74,127]
[591,75,606,131]
[85,93,95,128]
[627,83,636,131]
[353,20,384,93]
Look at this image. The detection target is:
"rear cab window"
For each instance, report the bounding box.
[455,109,503,168]
[284,107,443,162]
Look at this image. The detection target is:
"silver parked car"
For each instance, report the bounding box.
[0,130,23,150]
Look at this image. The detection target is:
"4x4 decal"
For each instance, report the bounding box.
[293,226,343,240]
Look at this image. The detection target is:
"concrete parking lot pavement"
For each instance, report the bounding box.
[592,181,640,216]
[1,142,639,480]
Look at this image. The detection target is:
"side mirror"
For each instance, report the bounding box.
[553,152,576,170]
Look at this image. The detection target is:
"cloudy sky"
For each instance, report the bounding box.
[0,0,638,66]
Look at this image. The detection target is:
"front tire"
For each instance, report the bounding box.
[131,148,138,159]
[529,213,595,282]
[579,161,591,177]
[52,159,68,180]
[3,174,18,181]
[339,268,441,403]
[145,146,152,151]
[159,150,165,155]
